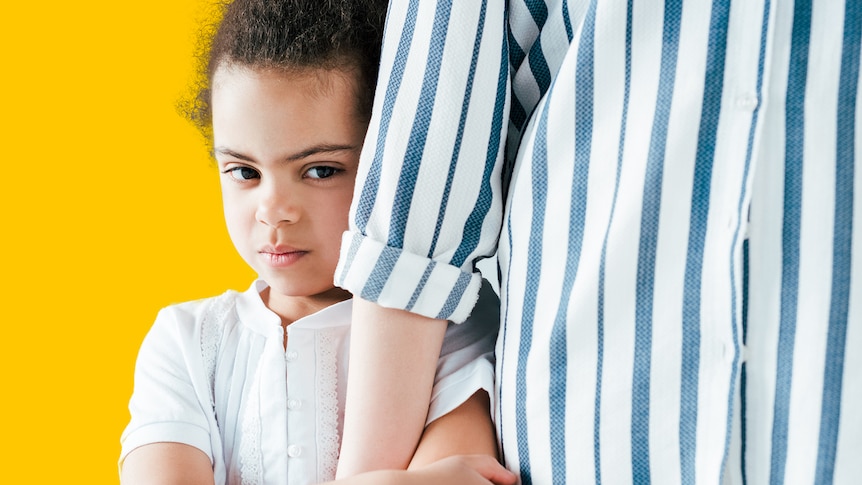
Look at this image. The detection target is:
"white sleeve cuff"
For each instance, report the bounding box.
[119,421,213,465]
[426,356,495,425]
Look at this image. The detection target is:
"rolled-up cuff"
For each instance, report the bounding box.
[335,230,482,323]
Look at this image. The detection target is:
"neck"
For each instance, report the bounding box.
[261,286,351,327]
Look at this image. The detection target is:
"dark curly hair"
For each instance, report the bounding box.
[181,0,388,145]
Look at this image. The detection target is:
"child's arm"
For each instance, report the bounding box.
[328,389,513,485]
[120,302,222,485]
[121,443,213,485]
[329,393,513,485]
[336,299,450,475]
[120,394,511,485]
[337,282,503,483]
[339,280,501,476]
[122,445,514,485]
[408,390,498,469]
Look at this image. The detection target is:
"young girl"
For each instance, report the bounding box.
[119,1,515,484]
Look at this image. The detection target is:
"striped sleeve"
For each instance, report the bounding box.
[334,0,510,323]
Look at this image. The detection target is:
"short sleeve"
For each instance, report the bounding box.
[120,306,215,465]
[426,279,499,424]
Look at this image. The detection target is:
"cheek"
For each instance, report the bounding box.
[320,194,352,244]
[221,191,253,243]
[334,192,353,226]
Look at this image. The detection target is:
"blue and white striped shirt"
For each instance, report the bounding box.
[335,1,861,483]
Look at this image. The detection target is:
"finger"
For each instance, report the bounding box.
[459,455,518,485]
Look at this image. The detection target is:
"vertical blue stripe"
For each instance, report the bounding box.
[770,2,811,483]
[741,239,751,485]
[513,7,570,470]
[509,26,527,70]
[528,38,552,97]
[360,245,400,301]
[511,96,530,135]
[815,4,859,483]
[436,271,473,319]
[594,1,633,483]
[510,1,564,135]
[595,244,606,485]
[562,0,573,42]
[512,87,549,485]
[680,2,731,483]
[743,241,750,346]
[337,232,363,282]
[405,261,435,311]
[630,1,684,482]
[429,0,489,258]
[549,2,596,484]
[388,0,454,248]
[524,4,553,119]
[720,1,771,483]
[498,218,515,469]
[451,30,509,268]
[355,0,419,232]
[526,0,549,30]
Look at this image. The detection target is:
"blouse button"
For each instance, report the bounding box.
[287,444,303,458]
[288,399,302,410]
[286,350,299,362]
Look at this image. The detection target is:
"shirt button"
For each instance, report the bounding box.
[288,399,302,410]
[287,444,302,458]
[286,350,299,362]
[736,94,758,111]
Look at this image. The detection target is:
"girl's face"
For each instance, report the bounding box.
[211,65,366,319]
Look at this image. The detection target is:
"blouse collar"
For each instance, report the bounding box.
[235,279,353,337]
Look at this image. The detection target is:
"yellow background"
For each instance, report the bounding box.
[0,1,254,481]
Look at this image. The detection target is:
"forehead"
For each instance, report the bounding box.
[210,64,367,157]
[212,64,364,134]
[212,63,361,102]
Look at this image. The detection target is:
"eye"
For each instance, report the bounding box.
[223,166,260,181]
[305,166,341,179]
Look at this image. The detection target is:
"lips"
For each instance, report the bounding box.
[259,245,308,267]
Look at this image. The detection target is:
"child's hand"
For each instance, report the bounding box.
[405,454,518,485]
[327,454,517,485]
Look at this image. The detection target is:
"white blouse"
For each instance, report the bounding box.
[121,279,497,485]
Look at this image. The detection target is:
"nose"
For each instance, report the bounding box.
[255,181,300,227]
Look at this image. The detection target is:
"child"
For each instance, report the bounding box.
[119,1,515,484]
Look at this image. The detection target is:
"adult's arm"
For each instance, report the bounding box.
[334,0,509,477]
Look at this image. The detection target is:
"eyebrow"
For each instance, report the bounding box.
[214,144,359,163]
